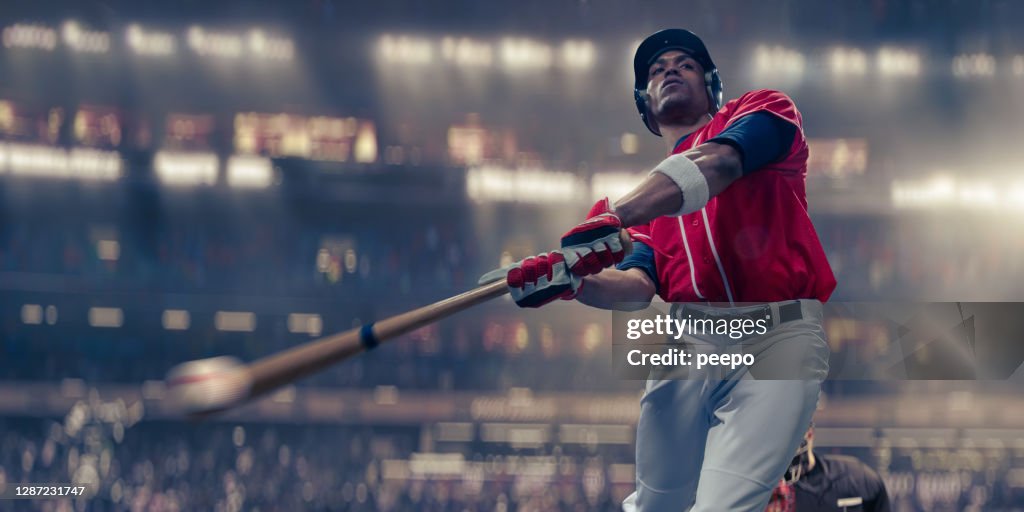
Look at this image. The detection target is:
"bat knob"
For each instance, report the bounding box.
[165,356,252,417]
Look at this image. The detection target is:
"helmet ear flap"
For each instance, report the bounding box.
[634,89,662,136]
[705,68,724,113]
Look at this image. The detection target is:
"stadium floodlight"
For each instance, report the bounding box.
[21,304,43,325]
[877,47,921,76]
[891,175,1013,210]
[828,47,867,76]
[1014,56,1024,77]
[378,34,434,65]
[441,36,493,67]
[4,144,67,177]
[953,53,996,78]
[154,150,218,186]
[591,172,646,202]
[162,310,191,330]
[560,39,596,70]
[187,25,243,58]
[126,24,175,56]
[288,313,323,336]
[226,154,273,188]
[62,20,110,53]
[248,30,294,61]
[96,239,120,261]
[467,166,583,203]
[214,311,256,332]
[500,37,554,70]
[753,45,805,79]
[2,24,57,50]
[88,307,124,328]
[70,148,122,180]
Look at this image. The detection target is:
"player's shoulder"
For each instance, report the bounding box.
[722,89,798,113]
[718,88,802,128]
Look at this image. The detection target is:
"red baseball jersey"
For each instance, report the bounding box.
[629,89,836,303]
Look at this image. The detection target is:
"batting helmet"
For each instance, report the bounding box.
[633,29,723,136]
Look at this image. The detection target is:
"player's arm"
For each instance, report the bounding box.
[614,112,797,228]
[575,240,658,310]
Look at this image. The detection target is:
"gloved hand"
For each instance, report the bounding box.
[478,251,582,308]
[560,198,627,277]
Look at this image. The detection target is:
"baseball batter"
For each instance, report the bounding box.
[482,28,835,511]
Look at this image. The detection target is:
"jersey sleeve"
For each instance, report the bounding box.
[615,240,659,294]
[720,89,807,174]
[707,112,797,174]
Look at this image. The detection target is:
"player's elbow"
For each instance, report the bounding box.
[576,269,656,311]
[692,142,743,194]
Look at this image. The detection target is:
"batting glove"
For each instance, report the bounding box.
[478,252,582,308]
[560,198,627,277]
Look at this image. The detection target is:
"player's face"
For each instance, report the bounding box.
[646,50,709,122]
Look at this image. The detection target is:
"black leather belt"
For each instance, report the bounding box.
[670,300,805,330]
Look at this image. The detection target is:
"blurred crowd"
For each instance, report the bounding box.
[2,401,1024,512]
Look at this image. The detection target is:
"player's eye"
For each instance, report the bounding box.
[682,63,695,70]
[650,67,664,77]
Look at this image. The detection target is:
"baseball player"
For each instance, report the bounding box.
[481,28,835,511]
[766,423,890,512]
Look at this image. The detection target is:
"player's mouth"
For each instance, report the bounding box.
[661,78,685,93]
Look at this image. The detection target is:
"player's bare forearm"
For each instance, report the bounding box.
[613,142,742,227]
[575,268,656,311]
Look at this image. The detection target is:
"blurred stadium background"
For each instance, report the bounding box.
[2,0,1024,510]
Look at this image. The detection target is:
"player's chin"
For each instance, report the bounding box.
[655,94,694,119]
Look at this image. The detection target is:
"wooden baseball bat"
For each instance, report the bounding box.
[248,279,509,397]
[164,279,507,417]
[166,231,631,417]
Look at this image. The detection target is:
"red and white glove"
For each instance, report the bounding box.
[560,198,627,277]
[478,252,582,308]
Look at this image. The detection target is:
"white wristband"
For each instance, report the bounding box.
[650,153,709,216]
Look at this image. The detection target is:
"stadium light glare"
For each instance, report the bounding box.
[0,144,121,180]
[953,53,996,78]
[226,155,273,188]
[62,20,110,53]
[1013,56,1024,77]
[214,311,256,332]
[21,304,43,325]
[2,24,57,50]
[88,307,124,328]
[890,175,1020,210]
[96,239,120,261]
[248,29,294,61]
[162,310,191,330]
[378,35,434,65]
[877,47,921,76]
[354,122,378,163]
[591,172,646,202]
[828,47,867,76]
[560,39,596,70]
[188,25,243,58]
[467,166,583,203]
[70,148,123,180]
[154,151,218,186]
[126,24,175,56]
[753,45,805,78]
[288,313,323,337]
[441,37,493,67]
[500,38,553,70]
